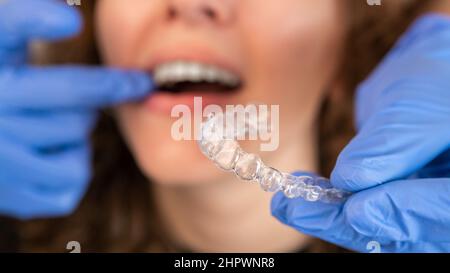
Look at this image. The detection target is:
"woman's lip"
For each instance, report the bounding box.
[145,91,235,115]
[142,47,243,115]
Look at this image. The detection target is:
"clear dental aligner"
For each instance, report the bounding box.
[197,111,351,203]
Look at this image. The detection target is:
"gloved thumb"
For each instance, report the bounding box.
[344,178,450,243]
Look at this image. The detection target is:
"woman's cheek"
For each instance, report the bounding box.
[240,5,344,137]
[95,0,149,66]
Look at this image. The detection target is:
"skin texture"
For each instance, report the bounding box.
[431,1,450,14]
[95,0,346,252]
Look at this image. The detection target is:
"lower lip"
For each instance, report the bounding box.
[145,91,234,115]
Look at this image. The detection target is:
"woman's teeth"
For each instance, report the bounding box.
[153,61,241,90]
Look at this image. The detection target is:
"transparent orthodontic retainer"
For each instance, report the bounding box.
[197,110,351,203]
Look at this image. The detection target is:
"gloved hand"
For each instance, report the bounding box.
[271,14,450,253]
[0,0,153,219]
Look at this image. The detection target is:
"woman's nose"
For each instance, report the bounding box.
[166,0,234,25]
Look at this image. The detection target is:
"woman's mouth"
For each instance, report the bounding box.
[154,61,241,92]
[145,60,243,115]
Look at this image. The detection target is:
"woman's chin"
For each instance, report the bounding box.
[132,140,229,186]
[142,164,230,186]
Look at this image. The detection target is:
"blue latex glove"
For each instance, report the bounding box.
[272,14,450,253]
[0,0,153,219]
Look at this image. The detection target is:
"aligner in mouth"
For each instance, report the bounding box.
[197,111,351,203]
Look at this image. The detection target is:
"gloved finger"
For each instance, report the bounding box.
[331,16,450,192]
[271,191,450,253]
[345,178,450,243]
[0,138,90,190]
[331,90,450,192]
[0,110,97,148]
[0,0,81,42]
[354,14,450,129]
[0,66,153,109]
[415,149,450,178]
[0,181,86,220]
[270,172,450,253]
[0,142,90,219]
[270,172,373,252]
[0,0,81,65]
